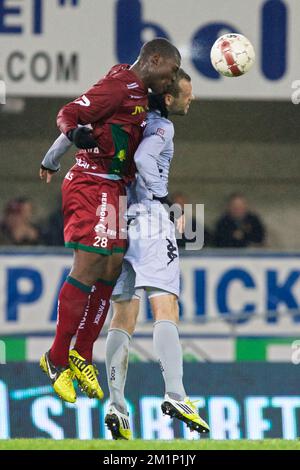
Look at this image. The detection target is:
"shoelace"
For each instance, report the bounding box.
[185,399,200,413]
[185,399,209,427]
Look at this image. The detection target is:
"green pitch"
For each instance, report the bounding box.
[0,439,299,450]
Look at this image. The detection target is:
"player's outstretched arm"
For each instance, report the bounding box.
[40,132,72,183]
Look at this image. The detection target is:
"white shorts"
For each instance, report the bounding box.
[112,203,180,301]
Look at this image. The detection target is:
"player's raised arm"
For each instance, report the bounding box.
[40,133,72,183]
[134,121,174,199]
[57,78,126,149]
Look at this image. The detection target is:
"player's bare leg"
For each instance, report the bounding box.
[109,298,140,335]
[41,250,124,403]
[150,293,209,434]
[70,249,123,286]
[105,298,140,440]
[68,251,123,399]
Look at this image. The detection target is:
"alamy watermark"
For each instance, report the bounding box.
[0,80,6,105]
[291,340,300,364]
[93,197,205,251]
[0,340,6,364]
[291,80,300,104]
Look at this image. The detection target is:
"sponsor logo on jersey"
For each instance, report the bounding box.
[97,193,108,222]
[166,238,178,265]
[95,223,117,237]
[94,299,107,325]
[131,105,145,115]
[76,157,90,169]
[94,223,107,234]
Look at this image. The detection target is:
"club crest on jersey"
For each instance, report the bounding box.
[156,128,165,138]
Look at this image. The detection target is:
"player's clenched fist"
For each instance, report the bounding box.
[67,127,98,149]
[39,164,59,183]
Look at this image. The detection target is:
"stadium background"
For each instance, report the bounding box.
[0,0,300,440]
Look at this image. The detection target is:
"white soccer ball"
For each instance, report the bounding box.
[210,33,255,77]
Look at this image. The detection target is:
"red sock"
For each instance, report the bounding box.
[50,276,92,367]
[74,279,114,362]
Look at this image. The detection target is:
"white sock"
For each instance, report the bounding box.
[105,328,130,414]
[153,320,186,400]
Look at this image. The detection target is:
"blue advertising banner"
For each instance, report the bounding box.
[0,363,300,440]
[1,251,300,336]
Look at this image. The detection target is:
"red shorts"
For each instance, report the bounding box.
[62,171,127,255]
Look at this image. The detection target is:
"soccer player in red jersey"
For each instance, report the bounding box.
[40,38,181,403]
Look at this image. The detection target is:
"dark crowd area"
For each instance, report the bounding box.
[0,193,266,249]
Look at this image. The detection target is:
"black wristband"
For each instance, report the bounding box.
[40,164,59,172]
[153,196,185,224]
[152,195,170,205]
[66,129,75,142]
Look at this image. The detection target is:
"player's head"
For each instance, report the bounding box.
[148,69,193,117]
[165,68,193,116]
[148,93,169,118]
[136,38,181,94]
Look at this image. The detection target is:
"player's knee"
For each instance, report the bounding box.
[110,264,123,282]
[104,253,124,281]
[110,316,135,336]
[152,296,179,323]
[110,302,137,335]
[154,309,179,324]
[71,251,108,285]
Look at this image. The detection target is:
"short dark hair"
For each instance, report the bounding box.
[4,197,32,215]
[140,37,181,62]
[165,68,191,98]
[148,93,168,117]
[228,192,246,203]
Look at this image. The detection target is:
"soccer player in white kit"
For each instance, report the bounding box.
[105,69,210,439]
